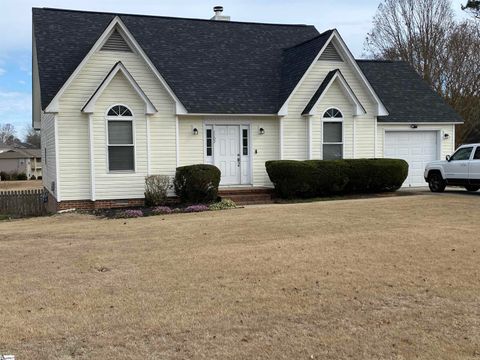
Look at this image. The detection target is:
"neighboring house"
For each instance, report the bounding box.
[0,148,42,179]
[32,7,462,210]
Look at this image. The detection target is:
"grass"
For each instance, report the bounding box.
[0,180,42,190]
[0,194,479,359]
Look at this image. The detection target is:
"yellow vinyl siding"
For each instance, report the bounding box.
[178,117,205,166]
[57,49,176,200]
[282,56,378,160]
[40,112,57,197]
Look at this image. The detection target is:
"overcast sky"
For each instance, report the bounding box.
[0,0,468,138]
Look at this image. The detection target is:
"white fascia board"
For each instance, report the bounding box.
[277,31,336,116]
[81,61,157,114]
[180,113,278,117]
[45,16,187,115]
[377,121,463,125]
[331,30,389,116]
[333,72,366,116]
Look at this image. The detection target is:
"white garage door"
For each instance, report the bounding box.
[384,131,438,187]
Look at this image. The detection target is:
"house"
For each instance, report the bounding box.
[0,148,42,179]
[32,7,462,210]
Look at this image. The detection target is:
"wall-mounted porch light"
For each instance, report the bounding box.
[443,133,450,140]
[259,127,265,135]
[193,128,199,135]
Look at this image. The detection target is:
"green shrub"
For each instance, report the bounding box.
[209,199,237,211]
[16,173,28,181]
[266,159,408,198]
[0,171,11,181]
[145,175,171,206]
[173,164,221,203]
[264,160,317,198]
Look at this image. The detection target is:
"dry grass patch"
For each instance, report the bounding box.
[0,180,42,190]
[0,195,479,359]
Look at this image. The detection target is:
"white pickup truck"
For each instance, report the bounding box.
[424,144,480,192]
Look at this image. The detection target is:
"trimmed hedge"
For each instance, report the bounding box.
[173,164,221,203]
[266,159,408,198]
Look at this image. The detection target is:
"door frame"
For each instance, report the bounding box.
[203,120,253,186]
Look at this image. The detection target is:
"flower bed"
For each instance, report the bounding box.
[94,199,237,219]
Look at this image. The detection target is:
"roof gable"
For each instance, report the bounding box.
[302,69,365,116]
[277,30,388,117]
[82,61,157,114]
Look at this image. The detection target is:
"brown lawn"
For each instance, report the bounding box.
[0,194,479,359]
[0,180,43,191]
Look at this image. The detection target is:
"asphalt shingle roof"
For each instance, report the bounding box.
[33,8,320,114]
[357,60,463,123]
[32,8,463,123]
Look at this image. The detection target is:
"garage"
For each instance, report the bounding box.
[384,131,439,187]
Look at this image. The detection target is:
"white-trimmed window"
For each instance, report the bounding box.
[322,108,343,160]
[106,105,135,171]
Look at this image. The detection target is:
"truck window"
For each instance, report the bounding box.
[450,147,473,161]
[474,147,480,160]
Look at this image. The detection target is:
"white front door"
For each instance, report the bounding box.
[214,125,241,185]
[384,131,438,187]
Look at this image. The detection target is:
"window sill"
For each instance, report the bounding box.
[107,170,136,175]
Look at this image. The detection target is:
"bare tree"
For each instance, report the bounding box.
[0,123,19,146]
[443,20,480,143]
[462,0,480,18]
[365,0,454,92]
[25,127,41,148]
[365,0,480,144]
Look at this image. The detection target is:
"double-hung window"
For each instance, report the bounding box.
[322,108,343,160]
[107,105,135,171]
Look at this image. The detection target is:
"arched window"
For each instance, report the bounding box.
[107,105,132,117]
[106,105,134,171]
[323,108,343,118]
[322,108,343,160]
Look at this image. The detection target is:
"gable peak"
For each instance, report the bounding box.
[101,28,133,52]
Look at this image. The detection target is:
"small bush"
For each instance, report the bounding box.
[151,206,172,215]
[173,164,221,203]
[16,173,28,181]
[145,175,171,206]
[209,199,237,211]
[37,176,42,180]
[184,204,209,213]
[30,175,37,180]
[0,171,11,181]
[120,209,143,218]
[266,159,408,198]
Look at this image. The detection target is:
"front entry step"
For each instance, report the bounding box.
[218,187,274,205]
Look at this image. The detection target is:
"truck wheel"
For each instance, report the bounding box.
[465,185,480,192]
[428,173,446,192]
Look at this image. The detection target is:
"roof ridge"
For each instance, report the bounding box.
[283,29,335,51]
[33,7,315,28]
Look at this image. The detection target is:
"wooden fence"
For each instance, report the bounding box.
[0,189,47,217]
